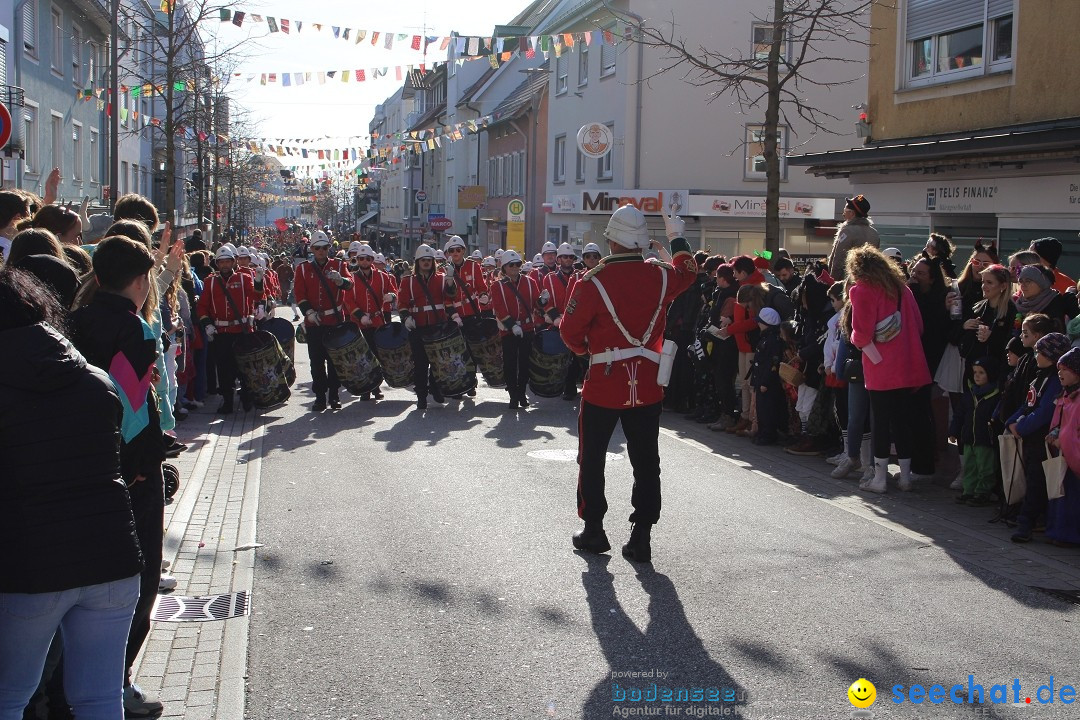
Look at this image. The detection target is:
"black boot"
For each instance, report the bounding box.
[417,395,428,410]
[311,396,327,412]
[508,398,519,410]
[240,391,254,412]
[572,520,611,554]
[621,523,652,563]
[373,388,384,400]
[431,386,445,404]
[329,393,342,410]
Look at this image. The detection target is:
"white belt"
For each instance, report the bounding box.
[412,304,444,312]
[318,308,339,316]
[590,347,661,365]
[214,319,245,327]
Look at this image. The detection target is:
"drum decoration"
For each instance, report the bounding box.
[462,317,505,387]
[234,330,294,408]
[322,322,384,395]
[528,328,573,398]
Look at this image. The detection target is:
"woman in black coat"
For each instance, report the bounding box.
[0,267,143,719]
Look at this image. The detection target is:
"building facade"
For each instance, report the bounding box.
[791,0,1080,275]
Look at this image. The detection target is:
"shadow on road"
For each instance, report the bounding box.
[579,553,747,717]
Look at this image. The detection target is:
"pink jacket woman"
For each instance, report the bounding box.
[849,281,932,391]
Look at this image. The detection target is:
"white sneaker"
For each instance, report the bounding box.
[949,476,963,491]
[158,574,177,591]
[860,464,875,483]
[898,476,913,492]
[825,451,846,466]
[160,559,171,572]
[831,456,861,478]
[859,459,889,494]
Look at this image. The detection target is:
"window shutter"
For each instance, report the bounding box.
[987,0,1013,18]
[0,39,7,86]
[22,3,35,48]
[906,0,984,40]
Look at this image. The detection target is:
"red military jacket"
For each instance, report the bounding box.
[343,268,395,329]
[560,248,697,409]
[445,258,489,318]
[529,263,557,284]
[196,271,257,334]
[541,268,578,324]
[398,270,455,327]
[294,258,352,326]
[492,273,542,336]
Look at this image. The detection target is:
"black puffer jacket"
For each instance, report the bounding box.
[0,322,144,593]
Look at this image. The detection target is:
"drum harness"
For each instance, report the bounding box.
[500,276,537,332]
[354,270,390,324]
[412,272,449,325]
[310,263,345,324]
[589,268,667,377]
[216,274,253,333]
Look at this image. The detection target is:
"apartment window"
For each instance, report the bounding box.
[71,24,81,85]
[556,54,568,95]
[600,35,616,77]
[23,105,38,174]
[88,41,98,84]
[578,43,589,86]
[907,0,1013,86]
[597,124,614,180]
[120,160,128,194]
[23,2,37,56]
[553,135,566,183]
[50,8,62,73]
[72,122,82,181]
[745,125,787,180]
[50,113,62,176]
[89,128,98,182]
[752,22,791,65]
[575,147,586,183]
[488,157,497,196]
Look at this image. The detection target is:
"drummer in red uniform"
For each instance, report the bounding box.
[294,230,353,412]
[581,242,603,274]
[197,245,264,414]
[540,242,582,401]
[398,244,459,410]
[560,203,697,564]
[491,250,542,410]
[342,244,395,401]
[444,235,490,319]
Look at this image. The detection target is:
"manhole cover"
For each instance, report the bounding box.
[526,449,623,462]
[152,591,250,622]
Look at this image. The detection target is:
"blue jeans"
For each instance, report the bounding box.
[0,574,140,720]
[846,381,870,458]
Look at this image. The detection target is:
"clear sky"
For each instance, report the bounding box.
[205,0,536,150]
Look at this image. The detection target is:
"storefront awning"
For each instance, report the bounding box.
[357,210,377,226]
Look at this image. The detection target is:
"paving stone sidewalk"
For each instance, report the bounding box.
[130,407,264,720]
[663,414,1080,594]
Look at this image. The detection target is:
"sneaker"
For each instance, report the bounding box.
[158,574,177,592]
[831,456,861,479]
[329,396,342,410]
[373,389,384,400]
[785,439,821,456]
[859,464,875,483]
[949,476,963,491]
[825,451,847,466]
[188,400,204,409]
[160,559,171,572]
[124,683,163,718]
[311,398,327,412]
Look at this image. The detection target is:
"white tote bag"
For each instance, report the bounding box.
[1044,442,1068,501]
[934,343,965,395]
[998,434,1027,505]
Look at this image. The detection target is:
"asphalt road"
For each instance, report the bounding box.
[246,317,1079,720]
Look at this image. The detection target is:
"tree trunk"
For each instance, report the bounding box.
[763,0,785,255]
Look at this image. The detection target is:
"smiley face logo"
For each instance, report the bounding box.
[847,678,876,708]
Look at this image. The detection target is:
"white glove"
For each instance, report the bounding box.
[360,314,373,327]
[539,289,550,304]
[478,293,490,305]
[511,324,523,338]
[452,314,463,327]
[662,202,686,242]
[707,324,723,338]
[444,264,455,279]
[255,306,267,321]
[404,316,417,331]
[305,310,319,325]
[255,266,266,281]
[204,325,216,340]
[553,316,562,329]
[383,292,396,303]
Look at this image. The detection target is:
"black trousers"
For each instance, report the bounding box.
[576,400,663,526]
[409,333,438,397]
[125,467,165,678]
[869,386,920,459]
[360,327,383,394]
[502,331,533,400]
[305,324,339,399]
[714,341,738,417]
[213,332,240,407]
[755,380,786,441]
[564,354,584,395]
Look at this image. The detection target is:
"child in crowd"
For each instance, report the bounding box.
[750,308,785,445]
[948,357,1001,506]
[779,320,803,438]
[1006,332,1070,543]
[1046,347,1080,546]
[725,283,766,436]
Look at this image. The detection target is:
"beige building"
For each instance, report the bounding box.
[792,0,1080,275]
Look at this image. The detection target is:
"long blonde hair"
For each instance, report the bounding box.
[846,246,906,300]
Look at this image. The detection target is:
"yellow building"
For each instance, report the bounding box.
[791,0,1080,276]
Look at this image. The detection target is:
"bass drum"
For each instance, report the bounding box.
[419,324,477,398]
[322,322,384,395]
[259,317,296,364]
[234,330,294,409]
[528,328,572,398]
[373,323,415,388]
[461,316,505,388]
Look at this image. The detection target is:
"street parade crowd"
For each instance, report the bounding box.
[2,186,1080,719]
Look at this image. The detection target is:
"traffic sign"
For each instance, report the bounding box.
[508,198,525,222]
[415,190,427,203]
[429,217,453,232]
[0,105,11,150]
